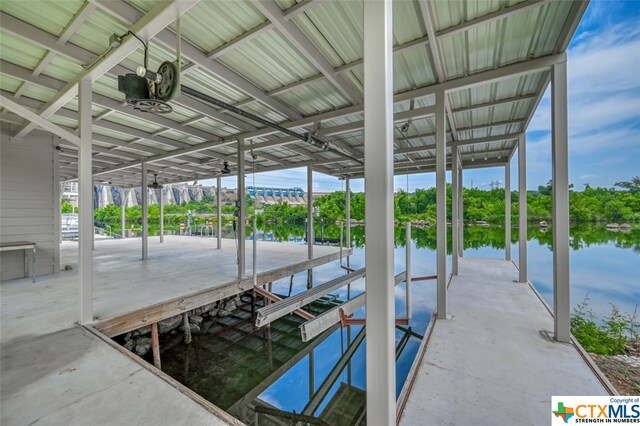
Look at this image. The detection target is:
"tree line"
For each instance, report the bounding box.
[73,176,640,230]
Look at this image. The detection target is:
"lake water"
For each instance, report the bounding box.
[157,224,639,424]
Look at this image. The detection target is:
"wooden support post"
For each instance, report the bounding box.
[183,312,192,344]
[151,322,161,369]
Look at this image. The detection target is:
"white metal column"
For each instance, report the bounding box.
[452,145,459,276]
[141,162,148,260]
[505,163,511,261]
[216,176,222,250]
[78,78,92,324]
[121,201,126,239]
[159,187,164,243]
[345,177,351,267]
[459,165,464,257]
[364,0,395,422]
[518,134,528,283]
[435,89,448,319]
[552,61,570,343]
[307,165,314,260]
[238,139,246,278]
[307,165,314,287]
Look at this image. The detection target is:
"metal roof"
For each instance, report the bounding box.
[0,0,587,187]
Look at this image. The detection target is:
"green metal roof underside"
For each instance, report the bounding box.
[0,0,587,187]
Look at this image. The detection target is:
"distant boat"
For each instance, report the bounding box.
[619,223,631,230]
[539,221,548,228]
[606,223,620,230]
[476,221,490,227]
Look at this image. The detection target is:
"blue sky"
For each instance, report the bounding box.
[204,1,640,193]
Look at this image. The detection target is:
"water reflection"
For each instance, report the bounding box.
[158,223,638,424]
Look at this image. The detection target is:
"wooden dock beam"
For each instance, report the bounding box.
[93,249,351,338]
[151,322,161,369]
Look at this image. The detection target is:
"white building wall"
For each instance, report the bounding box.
[1,129,60,280]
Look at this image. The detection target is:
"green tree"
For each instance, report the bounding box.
[615,176,640,193]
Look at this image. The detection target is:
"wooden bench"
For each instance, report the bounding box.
[0,241,36,282]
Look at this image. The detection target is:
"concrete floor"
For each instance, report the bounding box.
[1,236,339,425]
[400,257,607,426]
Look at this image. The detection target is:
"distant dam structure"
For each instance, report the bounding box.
[89,183,306,209]
[247,186,307,205]
[92,183,218,209]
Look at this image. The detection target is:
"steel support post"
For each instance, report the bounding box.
[406,222,412,319]
[505,163,511,261]
[435,89,448,319]
[552,61,570,343]
[141,162,148,259]
[121,201,126,239]
[307,165,314,287]
[78,78,93,324]
[364,0,396,422]
[253,217,257,287]
[159,187,164,243]
[451,145,459,275]
[458,171,463,256]
[345,177,351,267]
[216,176,222,249]
[518,134,528,283]
[238,139,246,278]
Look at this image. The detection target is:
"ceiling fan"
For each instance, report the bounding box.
[147,172,163,189]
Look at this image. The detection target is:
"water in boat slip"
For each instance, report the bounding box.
[154,224,639,425]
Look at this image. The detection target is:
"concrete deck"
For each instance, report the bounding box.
[400,257,607,426]
[1,236,341,425]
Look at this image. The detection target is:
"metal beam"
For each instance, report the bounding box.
[235,0,556,102]
[452,144,459,275]
[141,162,148,260]
[1,13,255,132]
[518,134,527,283]
[237,138,246,278]
[458,159,464,257]
[251,0,362,105]
[0,94,81,145]
[159,186,164,243]
[552,60,570,343]
[364,0,395,422]
[216,176,222,249]
[14,0,200,138]
[78,78,93,324]
[505,162,511,261]
[13,2,97,99]
[435,89,447,319]
[436,0,553,39]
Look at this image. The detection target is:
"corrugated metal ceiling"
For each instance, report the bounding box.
[0,0,585,186]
